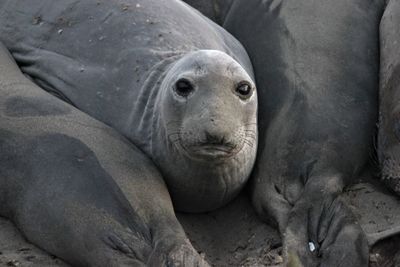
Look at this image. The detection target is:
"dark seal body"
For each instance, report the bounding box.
[0,0,258,266]
[379,0,400,196]
[187,0,385,265]
[0,0,257,212]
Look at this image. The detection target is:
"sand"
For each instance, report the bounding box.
[1,178,400,267]
[0,192,283,267]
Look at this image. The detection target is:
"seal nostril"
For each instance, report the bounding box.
[203,131,234,148]
[205,131,215,143]
[204,131,222,144]
[220,136,226,145]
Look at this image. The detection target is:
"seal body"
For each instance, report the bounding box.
[198,0,385,265]
[0,0,257,212]
[379,0,400,196]
[0,0,257,265]
[0,42,207,266]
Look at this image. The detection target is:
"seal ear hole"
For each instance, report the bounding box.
[234,81,253,100]
[174,78,194,98]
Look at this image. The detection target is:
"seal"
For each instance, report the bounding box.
[0,42,206,267]
[0,0,257,265]
[0,0,257,212]
[194,0,385,265]
[379,0,400,196]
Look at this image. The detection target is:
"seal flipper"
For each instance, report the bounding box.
[282,174,369,267]
[0,43,207,266]
[4,132,152,266]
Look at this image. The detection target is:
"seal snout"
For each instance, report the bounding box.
[183,128,238,161]
[199,130,238,156]
[204,130,232,146]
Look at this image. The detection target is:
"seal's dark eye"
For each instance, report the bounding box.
[174,79,194,97]
[235,82,253,99]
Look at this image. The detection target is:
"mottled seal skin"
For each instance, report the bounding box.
[186,0,385,266]
[379,0,400,197]
[0,0,257,266]
[0,0,257,212]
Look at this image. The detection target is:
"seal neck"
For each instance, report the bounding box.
[126,52,184,156]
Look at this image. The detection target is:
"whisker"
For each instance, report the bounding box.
[169,134,180,139]
[167,135,180,141]
[167,132,180,137]
[243,139,254,148]
[172,137,181,143]
[240,137,254,148]
[166,120,181,126]
[245,138,254,146]
[245,133,257,140]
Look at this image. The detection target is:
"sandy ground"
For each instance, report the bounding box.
[0,218,68,267]
[1,174,400,267]
[177,194,283,267]
[0,192,283,267]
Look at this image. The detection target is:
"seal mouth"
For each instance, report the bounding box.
[167,130,250,163]
[183,143,239,161]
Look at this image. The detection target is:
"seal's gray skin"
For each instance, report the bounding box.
[186,0,385,266]
[152,50,257,212]
[0,0,257,213]
[182,0,233,25]
[0,0,257,266]
[379,0,400,197]
[0,43,207,266]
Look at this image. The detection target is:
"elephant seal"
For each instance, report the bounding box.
[0,42,207,267]
[0,0,257,213]
[184,0,385,265]
[379,0,400,196]
[0,0,257,266]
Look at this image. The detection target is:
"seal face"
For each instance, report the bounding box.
[152,50,258,212]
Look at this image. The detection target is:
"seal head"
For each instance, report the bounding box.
[152,50,258,212]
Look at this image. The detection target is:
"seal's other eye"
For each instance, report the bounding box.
[174,79,194,97]
[235,82,253,99]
